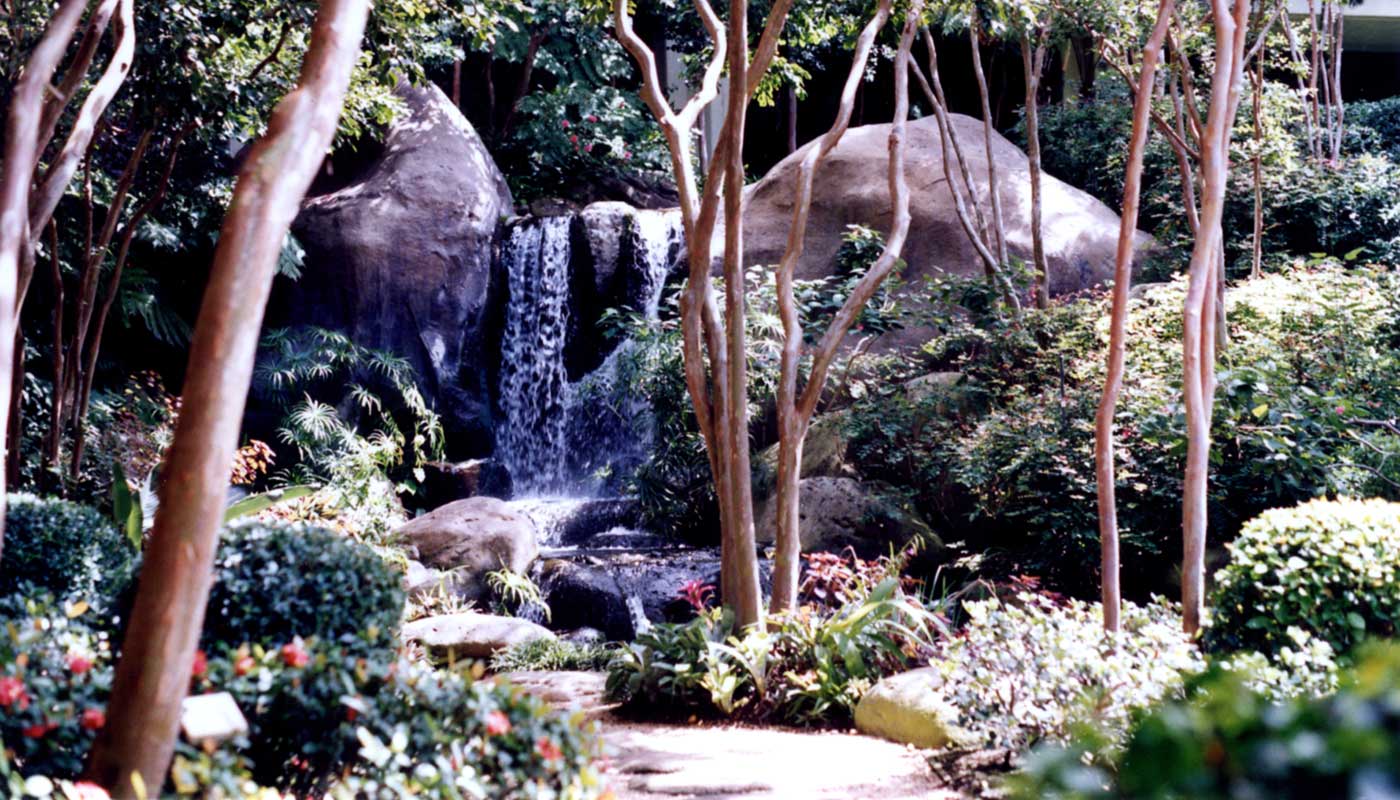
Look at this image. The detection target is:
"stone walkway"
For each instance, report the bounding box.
[500,671,956,800]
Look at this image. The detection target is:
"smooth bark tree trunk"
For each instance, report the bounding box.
[85,1,371,792]
[0,0,91,553]
[1251,53,1264,278]
[1021,33,1050,309]
[1095,0,1175,633]
[614,0,796,629]
[1181,0,1249,636]
[968,10,1007,267]
[770,0,900,613]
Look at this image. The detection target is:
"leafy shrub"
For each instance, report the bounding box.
[1207,498,1400,658]
[200,637,606,797]
[1346,97,1400,161]
[203,520,404,653]
[491,638,618,673]
[607,578,939,726]
[0,494,134,611]
[1011,643,1400,800]
[848,266,1400,597]
[931,592,1203,751]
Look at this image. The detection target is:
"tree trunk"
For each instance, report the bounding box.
[1022,33,1050,309]
[770,0,899,613]
[85,1,370,792]
[784,83,798,154]
[1181,0,1249,636]
[1095,0,1174,633]
[0,0,91,553]
[1251,53,1264,278]
[968,9,1007,266]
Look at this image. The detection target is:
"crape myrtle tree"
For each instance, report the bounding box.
[612,0,922,622]
[85,0,372,793]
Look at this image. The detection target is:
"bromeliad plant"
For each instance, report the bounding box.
[607,577,941,726]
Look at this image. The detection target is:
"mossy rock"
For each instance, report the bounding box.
[854,667,971,749]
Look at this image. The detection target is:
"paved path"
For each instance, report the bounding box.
[502,670,954,799]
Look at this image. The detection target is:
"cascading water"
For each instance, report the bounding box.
[497,216,573,496]
[496,209,683,508]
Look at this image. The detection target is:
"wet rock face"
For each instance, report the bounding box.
[281,82,513,458]
[753,477,939,558]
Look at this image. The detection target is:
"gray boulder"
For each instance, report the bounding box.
[395,498,538,602]
[403,612,554,660]
[284,82,513,456]
[854,667,971,749]
[754,477,936,557]
[728,114,1150,348]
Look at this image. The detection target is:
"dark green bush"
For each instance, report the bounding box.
[1347,97,1400,161]
[848,266,1400,596]
[1011,643,1400,800]
[203,519,405,652]
[0,494,135,608]
[1207,498,1400,657]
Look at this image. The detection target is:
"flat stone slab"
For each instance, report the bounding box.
[600,720,953,799]
[499,670,612,716]
[402,611,554,660]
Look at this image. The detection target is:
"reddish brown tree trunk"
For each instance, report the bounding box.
[85,1,371,792]
[1095,0,1175,633]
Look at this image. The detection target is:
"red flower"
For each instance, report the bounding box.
[536,736,563,761]
[191,649,207,678]
[345,706,359,723]
[484,709,512,736]
[677,579,715,613]
[569,135,579,144]
[234,655,256,676]
[68,783,110,800]
[0,676,28,709]
[587,115,598,123]
[281,640,309,669]
[68,654,93,675]
[22,721,54,738]
[560,119,570,129]
[80,707,106,730]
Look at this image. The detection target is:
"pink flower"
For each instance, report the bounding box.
[622,151,632,160]
[569,135,579,144]
[80,707,106,730]
[281,640,310,669]
[191,649,208,678]
[677,579,715,612]
[1336,405,1346,414]
[536,736,563,761]
[485,709,512,736]
[587,115,598,123]
[0,676,28,709]
[584,143,593,153]
[68,784,110,800]
[561,119,570,129]
[68,654,93,675]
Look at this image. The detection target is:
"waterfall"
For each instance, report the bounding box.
[496,208,682,501]
[498,216,573,496]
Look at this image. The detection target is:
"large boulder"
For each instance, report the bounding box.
[754,477,936,557]
[281,82,513,456]
[395,498,538,602]
[854,667,970,749]
[729,114,1149,331]
[403,612,554,660]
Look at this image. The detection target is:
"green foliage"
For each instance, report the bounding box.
[848,266,1400,596]
[607,578,939,726]
[203,520,405,654]
[1346,97,1400,162]
[200,637,608,797]
[0,495,135,612]
[490,638,619,673]
[1207,498,1400,658]
[255,326,444,545]
[486,568,551,622]
[1011,643,1400,800]
[932,591,1203,751]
